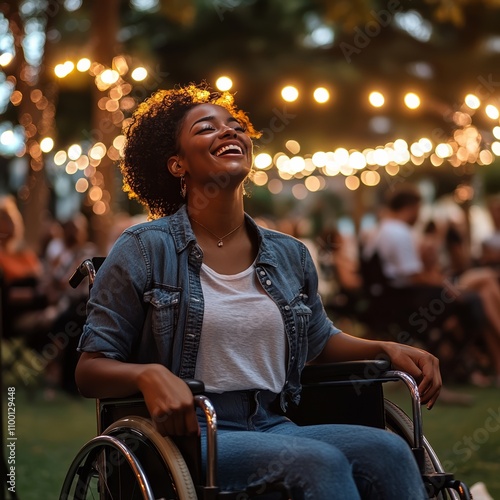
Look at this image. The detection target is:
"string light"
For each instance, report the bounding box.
[485,104,499,120]
[0,53,13,66]
[369,91,385,107]
[281,85,299,102]
[404,92,421,109]
[54,61,74,78]
[23,55,500,199]
[464,94,480,110]
[215,76,233,91]
[131,67,147,81]
[0,130,14,145]
[40,137,54,152]
[68,144,82,160]
[254,153,273,169]
[313,87,329,103]
[76,58,91,72]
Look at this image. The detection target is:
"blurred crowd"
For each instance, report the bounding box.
[260,186,500,390]
[0,194,146,397]
[2,184,500,399]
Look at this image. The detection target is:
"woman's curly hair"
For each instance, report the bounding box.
[120,82,261,219]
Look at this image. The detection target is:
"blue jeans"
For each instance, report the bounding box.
[197,390,428,500]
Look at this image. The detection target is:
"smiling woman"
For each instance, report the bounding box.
[120,81,261,220]
[75,81,443,499]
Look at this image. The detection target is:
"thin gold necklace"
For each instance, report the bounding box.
[189,217,244,247]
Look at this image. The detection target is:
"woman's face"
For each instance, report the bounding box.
[172,103,253,189]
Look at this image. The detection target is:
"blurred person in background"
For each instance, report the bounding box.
[0,195,49,340]
[362,185,493,389]
[315,226,364,330]
[38,212,97,397]
[480,196,500,269]
[443,223,500,386]
[0,195,42,291]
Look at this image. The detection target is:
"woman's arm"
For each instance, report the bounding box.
[76,352,199,436]
[313,332,442,409]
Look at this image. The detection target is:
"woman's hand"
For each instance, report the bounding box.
[382,342,442,409]
[316,333,442,408]
[76,354,199,436]
[137,364,200,436]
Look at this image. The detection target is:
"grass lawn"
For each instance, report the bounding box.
[386,381,500,499]
[3,387,96,500]
[2,382,499,499]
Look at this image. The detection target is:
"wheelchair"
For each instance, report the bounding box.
[60,258,472,500]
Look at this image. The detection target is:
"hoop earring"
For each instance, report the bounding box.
[180,175,187,198]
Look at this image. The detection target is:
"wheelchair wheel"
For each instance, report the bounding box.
[60,416,197,500]
[384,399,458,500]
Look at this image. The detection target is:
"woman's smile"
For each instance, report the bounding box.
[177,103,253,178]
[213,143,244,157]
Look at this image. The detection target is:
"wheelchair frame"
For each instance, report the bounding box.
[60,258,472,500]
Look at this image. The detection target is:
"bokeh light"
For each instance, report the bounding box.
[485,105,499,120]
[68,144,82,160]
[0,53,14,66]
[76,58,91,72]
[100,69,120,85]
[313,87,329,103]
[345,176,360,191]
[285,140,300,155]
[131,67,148,81]
[40,137,54,153]
[254,153,273,169]
[464,94,480,110]
[369,91,385,108]
[55,61,75,78]
[281,86,299,102]
[404,92,421,109]
[216,76,233,91]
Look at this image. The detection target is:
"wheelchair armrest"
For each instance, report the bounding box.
[97,379,206,433]
[301,359,391,384]
[185,378,205,395]
[99,378,205,405]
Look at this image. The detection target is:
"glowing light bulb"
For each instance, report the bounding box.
[100,69,120,84]
[281,86,299,102]
[404,92,421,109]
[313,87,329,103]
[254,153,273,169]
[131,67,147,81]
[216,76,233,91]
[369,91,385,108]
[68,144,82,160]
[40,137,54,153]
[0,53,14,66]
[77,58,91,72]
[486,105,499,120]
[464,94,480,110]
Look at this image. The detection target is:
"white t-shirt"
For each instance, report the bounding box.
[194,263,287,393]
[364,219,423,288]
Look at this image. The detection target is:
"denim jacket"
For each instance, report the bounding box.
[78,205,340,411]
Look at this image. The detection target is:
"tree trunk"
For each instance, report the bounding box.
[87,0,121,253]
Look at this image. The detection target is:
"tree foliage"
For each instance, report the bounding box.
[1,0,500,232]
